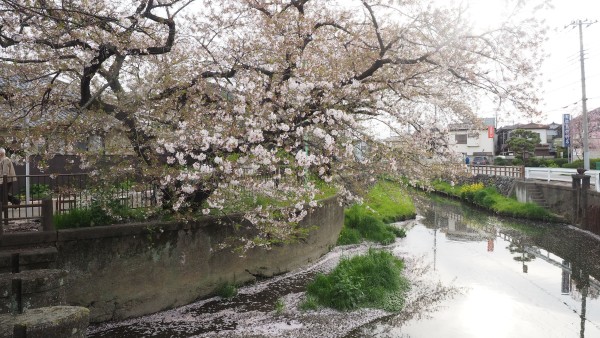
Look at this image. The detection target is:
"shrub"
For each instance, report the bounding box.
[387,225,406,238]
[494,157,508,165]
[459,182,484,202]
[344,205,396,245]
[363,180,416,223]
[530,158,566,168]
[562,160,581,168]
[302,249,409,312]
[53,200,151,229]
[562,158,600,169]
[553,158,568,166]
[215,282,238,299]
[473,189,489,206]
[54,208,97,229]
[299,296,319,311]
[337,180,414,245]
[29,184,52,199]
[337,226,361,245]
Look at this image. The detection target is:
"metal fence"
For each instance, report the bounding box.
[1,173,159,227]
[524,167,600,192]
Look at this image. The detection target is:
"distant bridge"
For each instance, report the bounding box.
[524,167,600,192]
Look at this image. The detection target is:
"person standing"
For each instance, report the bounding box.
[0,148,20,205]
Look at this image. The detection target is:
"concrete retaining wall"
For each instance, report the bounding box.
[0,196,343,322]
[1,306,89,338]
[513,180,600,220]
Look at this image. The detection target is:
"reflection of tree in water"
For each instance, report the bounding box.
[414,195,494,235]
[419,195,600,292]
[588,285,599,300]
[413,194,600,337]
[506,240,535,263]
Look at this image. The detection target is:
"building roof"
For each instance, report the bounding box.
[497,123,552,131]
[448,117,496,131]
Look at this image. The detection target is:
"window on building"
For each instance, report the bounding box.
[467,133,479,146]
[455,134,467,144]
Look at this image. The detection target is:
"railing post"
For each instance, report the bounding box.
[41,198,54,231]
[2,175,7,226]
[523,167,528,179]
[547,168,551,182]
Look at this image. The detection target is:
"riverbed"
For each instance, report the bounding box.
[88,196,600,337]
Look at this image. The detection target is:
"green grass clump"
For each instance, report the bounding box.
[54,201,151,229]
[363,181,416,223]
[302,249,409,312]
[431,179,461,196]
[339,205,405,245]
[337,180,413,245]
[337,226,362,245]
[215,282,238,299]
[491,196,553,220]
[432,180,556,221]
[53,207,109,229]
[274,297,285,315]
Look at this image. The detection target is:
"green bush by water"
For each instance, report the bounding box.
[338,205,406,245]
[337,226,362,245]
[302,249,410,312]
[362,181,416,223]
[431,180,556,221]
[337,180,413,245]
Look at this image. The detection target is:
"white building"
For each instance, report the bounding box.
[447,118,496,162]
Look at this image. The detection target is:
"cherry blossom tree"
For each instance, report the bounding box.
[0,0,547,239]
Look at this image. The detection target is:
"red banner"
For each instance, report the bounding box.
[488,126,494,138]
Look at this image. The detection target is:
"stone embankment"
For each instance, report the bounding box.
[454,174,516,196]
[0,247,89,338]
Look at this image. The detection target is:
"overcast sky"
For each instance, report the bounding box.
[458,0,600,126]
[537,0,600,126]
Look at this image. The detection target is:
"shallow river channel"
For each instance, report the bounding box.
[88,196,600,337]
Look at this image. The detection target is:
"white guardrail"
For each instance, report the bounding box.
[524,167,600,192]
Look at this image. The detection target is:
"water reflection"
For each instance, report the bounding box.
[351,196,600,337]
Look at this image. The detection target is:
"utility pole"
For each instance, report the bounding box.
[570,20,597,170]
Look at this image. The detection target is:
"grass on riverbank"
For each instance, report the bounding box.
[337,180,415,246]
[301,249,410,312]
[431,180,556,221]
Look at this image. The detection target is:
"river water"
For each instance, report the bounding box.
[88,195,600,337]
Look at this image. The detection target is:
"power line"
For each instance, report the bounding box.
[544,72,600,93]
[543,96,600,116]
